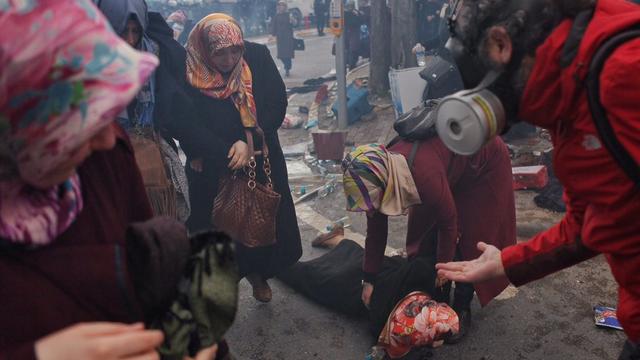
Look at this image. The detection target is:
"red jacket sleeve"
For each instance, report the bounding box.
[501,192,598,286]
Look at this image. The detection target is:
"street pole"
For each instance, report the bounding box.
[335,33,348,130]
[330,0,348,130]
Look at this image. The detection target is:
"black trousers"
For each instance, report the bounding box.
[620,341,640,360]
[316,12,326,34]
[278,240,437,336]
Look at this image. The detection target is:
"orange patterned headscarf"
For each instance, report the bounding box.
[186,13,257,128]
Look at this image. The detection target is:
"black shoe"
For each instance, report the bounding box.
[619,340,640,360]
[445,308,471,344]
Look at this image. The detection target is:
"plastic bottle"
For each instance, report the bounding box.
[414,43,426,67]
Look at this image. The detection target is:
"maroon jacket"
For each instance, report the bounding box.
[0,132,153,359]
[364,136,516,306]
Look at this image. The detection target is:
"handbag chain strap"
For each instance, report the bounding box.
[243,128,274,191]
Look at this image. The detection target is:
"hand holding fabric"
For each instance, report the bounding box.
[34,322,163,360]
[185,344,218,360]
[436,242,506,283]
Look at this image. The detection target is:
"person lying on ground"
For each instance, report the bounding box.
[341,139,516,342]
[279,231,459,359]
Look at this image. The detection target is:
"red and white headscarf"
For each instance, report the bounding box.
[0,0,158,245]
[378,292,459,358]
[185,13,257,128]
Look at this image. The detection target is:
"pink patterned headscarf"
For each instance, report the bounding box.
[0,0,158,245]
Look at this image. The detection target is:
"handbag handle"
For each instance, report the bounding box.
[243,128,274,190]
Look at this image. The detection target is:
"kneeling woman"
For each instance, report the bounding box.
[180,14,302,302]
[343,138,516,342]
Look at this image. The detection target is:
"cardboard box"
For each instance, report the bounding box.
[388,67,427,118]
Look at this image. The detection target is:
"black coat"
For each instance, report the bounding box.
[146,12,196,152]
[271,12,295,60]
[176,42,302,278]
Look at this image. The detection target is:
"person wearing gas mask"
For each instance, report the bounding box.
[434,0,640,358]
[341,142,516,343]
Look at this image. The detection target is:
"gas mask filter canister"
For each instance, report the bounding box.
[435,71,506,155]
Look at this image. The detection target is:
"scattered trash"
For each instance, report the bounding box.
[389,67,427,117]
[287,84,323,94]
[512,165,549,190]
[298,106,309,114]
[331,82,373,125]
[283,142,309,158]
[303,75,336,86]
[594,306,623,331]
[365,346,386,360]
[282,114,304,129]
[315,84,329,104]
[317,177,338,198]
[304,118,318,130]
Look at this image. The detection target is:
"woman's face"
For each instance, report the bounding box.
[277,3,287,13]
[121,18,143,48]
[31,124,117,189]
[210,45,243,74]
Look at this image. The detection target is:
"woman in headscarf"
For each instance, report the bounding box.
[0,2,227,358]
[342,137,516,343]
[0,0,163,357]
[270,1,295,77]
[180,14,302,302]
[97,0,194,222]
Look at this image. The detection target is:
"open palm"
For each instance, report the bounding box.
[436,242,506,283]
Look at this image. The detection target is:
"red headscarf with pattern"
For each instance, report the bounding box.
[185,13,257,128]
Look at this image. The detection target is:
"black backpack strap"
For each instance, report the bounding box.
[585,27,640,190]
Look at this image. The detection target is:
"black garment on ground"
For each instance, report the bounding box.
[179,42,302,279]
[278,240,437,337]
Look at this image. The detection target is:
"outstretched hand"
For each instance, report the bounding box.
[436,242,506,284]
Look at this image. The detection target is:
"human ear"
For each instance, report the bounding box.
[485,26,512,65]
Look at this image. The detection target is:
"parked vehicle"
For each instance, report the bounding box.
[287,0,314,27]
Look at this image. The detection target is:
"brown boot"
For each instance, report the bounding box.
[246,273,272,303]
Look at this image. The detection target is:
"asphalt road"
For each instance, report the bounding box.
[224,33,626,360]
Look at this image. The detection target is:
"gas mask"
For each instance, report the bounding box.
[435,0,550,155]
[435,69,506,155]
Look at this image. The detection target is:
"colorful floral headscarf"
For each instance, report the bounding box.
[0,0,158,245]
[185,13,257,128]
[378,292,459,358]
[342,144,421,216]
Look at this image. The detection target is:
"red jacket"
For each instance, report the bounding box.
[501,0,640,341]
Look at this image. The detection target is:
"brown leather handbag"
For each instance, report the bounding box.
[212,128,281,248]
[130,129,177,219]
